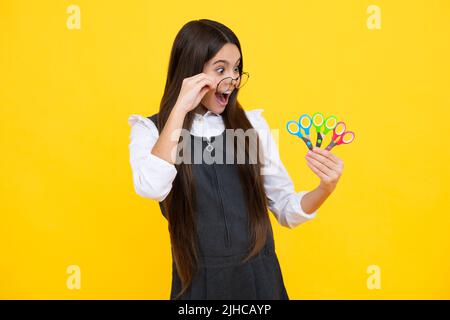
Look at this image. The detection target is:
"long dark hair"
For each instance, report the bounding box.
[156,19,271,299]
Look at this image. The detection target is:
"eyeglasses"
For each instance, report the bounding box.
[216,71,249,94]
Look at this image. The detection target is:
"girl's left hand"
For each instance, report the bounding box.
[305,147,344,193]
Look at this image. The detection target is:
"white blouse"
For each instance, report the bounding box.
[128,109,317,229]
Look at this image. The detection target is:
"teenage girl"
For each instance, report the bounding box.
[128,19,344,300]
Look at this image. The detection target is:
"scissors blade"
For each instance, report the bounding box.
[316,132,323,148]
[325,141,336,151]
[301,137,313,150]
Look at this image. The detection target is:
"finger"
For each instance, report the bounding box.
[313,147,341,165]
[195,74,214,84]
[307,151,337,171]
[195,76,213,84]
[306,158,328,181]
[309,158,337,178]
[312,147,338,162]
[189,72,208,81]
[195,77,214,89]
[184,73,212,87]
[315,147,343,169]
[198,85,211,97]
[306,156,333,177]
[183,74,202,84]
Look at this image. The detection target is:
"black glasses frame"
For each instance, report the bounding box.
[216,71,250,93]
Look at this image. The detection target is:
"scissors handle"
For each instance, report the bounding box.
[331,130,340,143]
[301,137,314,150]
[339,131,355,145]
[299,114,312,135]
[286,120,302,137]
[316,132,323,148]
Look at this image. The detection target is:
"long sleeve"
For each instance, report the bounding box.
[245,109,318,229]
[128,114,178,201]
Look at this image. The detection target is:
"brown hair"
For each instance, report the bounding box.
[156,19,271,299]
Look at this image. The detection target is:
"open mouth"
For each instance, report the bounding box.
[215,91,230,106]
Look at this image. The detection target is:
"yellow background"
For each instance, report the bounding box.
[1,0,449,299]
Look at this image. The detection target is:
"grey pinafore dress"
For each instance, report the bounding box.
[148,114,289,300]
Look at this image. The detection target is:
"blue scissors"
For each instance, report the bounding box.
[286,114,314,150]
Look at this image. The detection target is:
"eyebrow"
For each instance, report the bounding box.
[213,57,241,66]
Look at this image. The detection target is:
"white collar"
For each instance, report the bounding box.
[194,110,222,118]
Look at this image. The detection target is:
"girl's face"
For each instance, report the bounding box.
[198,43,242,115]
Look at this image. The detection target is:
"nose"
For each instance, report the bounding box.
[231,77,240,89]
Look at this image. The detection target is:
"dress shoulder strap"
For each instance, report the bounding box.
[147,113,159,133]
[147,113,158,124]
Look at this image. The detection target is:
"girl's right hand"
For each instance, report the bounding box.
[174,73,215,113]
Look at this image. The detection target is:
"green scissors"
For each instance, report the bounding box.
[311,112,338,148]
[286,114,314,150]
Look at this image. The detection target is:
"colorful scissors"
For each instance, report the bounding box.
[311,112,338,148]
[325,121,355,151]
[286,114,314,150]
